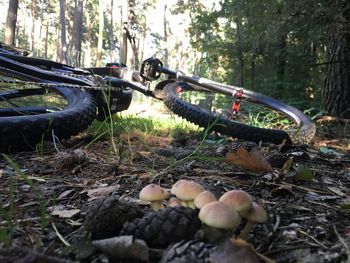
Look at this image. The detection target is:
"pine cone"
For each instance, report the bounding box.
[120,207,201,248]
[84,196,144,239]
[160,240,215,263]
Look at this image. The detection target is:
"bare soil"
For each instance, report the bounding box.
[0,116,349,263]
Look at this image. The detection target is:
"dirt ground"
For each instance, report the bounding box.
[0,116,349,263]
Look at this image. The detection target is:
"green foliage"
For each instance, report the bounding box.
[189,0,331,110]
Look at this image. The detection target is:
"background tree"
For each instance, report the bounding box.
[71,0,84,66]
[4,0,19,45]
[323,0,350,118]
[58,0,68,63]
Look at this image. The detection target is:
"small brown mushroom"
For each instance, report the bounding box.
[198,201,241,242]
[167,197,182,207]
[139,184,169,211]
[219,190,253,214]
[171,180,204,208]
[239,202,268,239]
[194,190,217,209]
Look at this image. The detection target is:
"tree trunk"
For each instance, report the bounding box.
[96,0,104,67]
[109,0,114,61]
[119,1,128,65]
[85,11,93,67]
[59,0,68,63]
[30,0,36,53]
[323,13,350,118]
[323,31,350,118]
[234,16,244,86]
[163,4,169,67]
[44,0,51,59]
[72,0,84,66]
[276,35,287,96]
[4,0,19,45]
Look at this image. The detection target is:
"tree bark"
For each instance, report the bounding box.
[234,16,244,86]
[276,35,287,96]
[4,0,19,45]
[163,4,169,67]
[30,0,36,53]
[109,0,114,61]
[323,1,350,118]
[72,0,84,66]
[96,0,104,67]
[59,0,68,63]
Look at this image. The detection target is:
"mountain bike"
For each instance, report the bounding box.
[0,42,315,152]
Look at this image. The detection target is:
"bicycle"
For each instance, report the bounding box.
[0,42,315,152]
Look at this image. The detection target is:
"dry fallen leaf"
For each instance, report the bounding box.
[225,147,272,172]
[52,208,81,218]
[87,184,120,200]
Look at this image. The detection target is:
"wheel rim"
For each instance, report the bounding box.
[0,81,68,116]
[176,86,297,131]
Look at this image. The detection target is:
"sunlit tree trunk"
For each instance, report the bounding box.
[59,0,68,63]
[163,4,169,67]
[4,0,19,45]
[96,0,104,67]
[323,3,350,118]
[119,1,128,65]
[30,0,36,53]
[109,0,114,61]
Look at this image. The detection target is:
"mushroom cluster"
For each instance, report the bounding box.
[139,180,268,241]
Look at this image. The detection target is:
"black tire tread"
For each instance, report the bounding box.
[0,86,96,152]
[163,82,316,145]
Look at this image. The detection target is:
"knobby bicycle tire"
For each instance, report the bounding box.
[162,82,316,145]
[0,85,96,152]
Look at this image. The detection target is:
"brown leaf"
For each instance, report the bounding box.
[87,184,120,200]
[225,148,272,172]
[52,209,81,218]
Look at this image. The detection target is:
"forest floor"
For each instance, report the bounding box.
[0,115,349,263]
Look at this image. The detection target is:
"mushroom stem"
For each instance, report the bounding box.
[150,201,164,211]
[239,221,254,239]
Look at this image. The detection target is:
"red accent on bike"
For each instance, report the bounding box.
[110,65,118,68]
[232,89,243,114]
[175,86,183,94]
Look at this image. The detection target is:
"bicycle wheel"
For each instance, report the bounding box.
[0,81,96,152]
[163,82,315,145]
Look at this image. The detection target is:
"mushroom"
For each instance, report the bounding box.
[167,197,182,207]
[139,184,169,211]
[194,190,217,209]
[171,180,204,208]
[198,201,241,243]
[239,202,268,239]
[219,190,253,214]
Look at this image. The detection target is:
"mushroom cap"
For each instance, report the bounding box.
[194,190,217,209]
[219,190,253,213]
[171,180,204,201]
[240,202,268,223]
[139,184,169,202]
[199,201,241,230]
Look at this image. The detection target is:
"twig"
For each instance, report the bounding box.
[297,229,328,249]
[52,223,71,247]
[52,130,60,153]
[333,224,350,263]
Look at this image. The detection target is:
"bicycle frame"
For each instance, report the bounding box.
[0,45,308,129]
